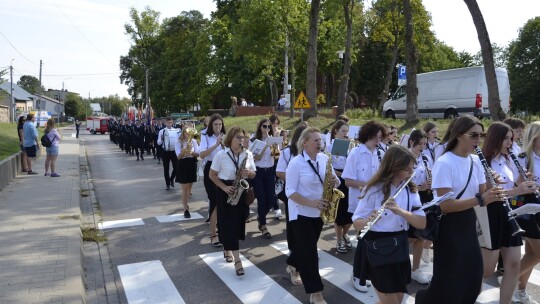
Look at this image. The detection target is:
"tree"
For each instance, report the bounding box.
[464,0,504,121]
[17,75,44,95]
[64,93,82,118]
[335,0,355,118]
[507,17,540,112]
[403,0,419,123]
[305,0,321,119]
[0,69,7,82]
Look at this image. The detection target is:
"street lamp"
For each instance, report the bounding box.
[337,50,345,60]
[10,59,15,122]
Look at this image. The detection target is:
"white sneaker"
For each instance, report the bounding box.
[411,269,430,284]
[274,209,282,219]
[421,249,431,263]
[336,241,347,253]
[351,276,370,292]
[513,289,539,304]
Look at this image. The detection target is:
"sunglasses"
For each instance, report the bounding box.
[261,125,271,129]
[465,132,486,139]
[389,131,396,135]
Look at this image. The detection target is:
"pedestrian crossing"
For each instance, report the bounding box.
[115,239,536,304]
[98,212,204,229]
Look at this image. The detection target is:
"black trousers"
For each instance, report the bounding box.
[203,161,217,216]
[162,150,177,186]
[155,144,163,161]
[290,215,324,294]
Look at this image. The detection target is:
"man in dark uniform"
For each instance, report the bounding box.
[75,120,82,138]
[144,121,153,157]
[132,120,145,160]
[118,119,125,151]
[123,120,133,155]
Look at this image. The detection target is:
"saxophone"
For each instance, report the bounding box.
[320,152,345,224]
[227,146,250,206]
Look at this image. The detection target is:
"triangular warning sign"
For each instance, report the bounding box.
[294,91,311,109]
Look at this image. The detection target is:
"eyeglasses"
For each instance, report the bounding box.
[389,131,396,135]
[465,132,486,139]
[261,125,271,129]
[236,136,245,140]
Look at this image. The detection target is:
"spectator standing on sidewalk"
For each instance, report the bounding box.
[75,120,82,138]
[44,118,62,177]
[17,116,29,172]
[277,95,287,112]
[23,113,40,175]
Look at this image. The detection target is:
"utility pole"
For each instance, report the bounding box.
[10,60,14,122]
[37,60,43,127]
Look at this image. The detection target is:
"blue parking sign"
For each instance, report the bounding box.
[398,65,406,86]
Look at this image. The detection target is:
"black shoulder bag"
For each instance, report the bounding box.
[414,156,474,241]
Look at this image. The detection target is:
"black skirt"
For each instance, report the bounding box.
[176,157,197,184]
[485,201,523,249]
[364,231,410,294]
[517,213,540,239]
[409,190,434,238]
[335,175,352,226]
[216,180,247,251]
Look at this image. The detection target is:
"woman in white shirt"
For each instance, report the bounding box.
[325,120,353,253]
[342,120,387,292]
[514,121,540,303]
[276,122,308,286]
[252,118,279,239]
[209,126,256,276]
[422,121,440,163]
[175,127,200,219]
[198,114,226,247]
[503,117,526,154]
[286,127,339,304]
[415,115,501,304]
[353,145,426,304]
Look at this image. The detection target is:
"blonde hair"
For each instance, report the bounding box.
[522,121,540,174]
[297,127,321,153]
[45,118,56,133]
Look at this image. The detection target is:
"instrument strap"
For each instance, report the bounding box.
[456,156,474,200]
[303,152,323,185]
[376,148,382,163]
[226,151,240,173]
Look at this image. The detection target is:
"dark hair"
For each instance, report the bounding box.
[289,122,309,156]
[422,121,437,134]
[255,118,274,139]
[440,118,457,144]
[269,114,280,125]
[444,115,484,153]
[361,145,418,202]
[337,114,350,123]
[503,117,526,130]
[482,122,512,165]
[330,120,348,141]
[17,116,26,127]
[357,120,387,144]
[165,116,172,121]
[408,129,427,148]
[206,114,225,137]
[223,126,245,148]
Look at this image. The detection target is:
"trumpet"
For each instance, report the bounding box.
[359,172,416,239]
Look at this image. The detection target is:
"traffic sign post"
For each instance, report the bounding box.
[294,91,311,122]
[398,64,407,86]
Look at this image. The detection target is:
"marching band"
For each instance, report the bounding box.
[104,113,540,304]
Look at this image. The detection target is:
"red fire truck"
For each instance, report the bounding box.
[86,117,109,134]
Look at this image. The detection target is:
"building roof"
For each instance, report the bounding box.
[34,94,64,105]
[0,81,34,101]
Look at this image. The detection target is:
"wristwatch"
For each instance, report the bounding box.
[475,193,484,207]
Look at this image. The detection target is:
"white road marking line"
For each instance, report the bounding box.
[271,241,380,303]
[155,212,204,223]
[118,260,185,304]
[98,218,145,229]
[200,252,301,304]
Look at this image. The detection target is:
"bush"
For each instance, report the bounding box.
[346,108,382,119]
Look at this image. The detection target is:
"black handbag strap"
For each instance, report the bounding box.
[455,156,474,200]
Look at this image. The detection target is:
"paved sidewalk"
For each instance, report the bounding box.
[0,132,85,303]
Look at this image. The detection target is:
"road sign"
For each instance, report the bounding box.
[294,91,311,109]
[398,64,407,86]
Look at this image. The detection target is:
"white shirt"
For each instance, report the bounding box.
[412,154,431,187]
[278,97,287,106]
[432,152,486,199]
[424,141,440,162]
[518,151,540,186]
[490,155,518,190]
[253,137,275,168]
[175,138,199,159]
[285,152,339,220]
[352,184,424,232]
[511,142,522,155]
[325,140,347,170]
[210,148,256,180]
[241,100,247,106]
[198,133,223,162]
[276,147,293,174]
[157,127,180,151]
[342,144,383,213]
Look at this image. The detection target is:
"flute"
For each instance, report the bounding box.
[475,147,525,236]
[359,172,416,239]
[507,147,540,200]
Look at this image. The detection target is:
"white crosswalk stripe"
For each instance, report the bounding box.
[200,252,301,304]
[99,218,145,229]
[155,212,204,222]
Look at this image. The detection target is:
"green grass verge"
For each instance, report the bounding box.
[81,226,107,242]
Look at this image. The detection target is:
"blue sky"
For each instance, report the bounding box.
[0,0,538,98]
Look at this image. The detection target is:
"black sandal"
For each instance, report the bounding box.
[210,235,222,247]
[223,251,233,263]
[235,261,244,276]
[258,225,272,239]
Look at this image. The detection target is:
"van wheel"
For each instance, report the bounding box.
[385,110,396,119]
[444,109,458,119]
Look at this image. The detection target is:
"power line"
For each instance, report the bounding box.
[0,31,36,65]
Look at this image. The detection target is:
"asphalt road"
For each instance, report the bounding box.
[83,131,540,304]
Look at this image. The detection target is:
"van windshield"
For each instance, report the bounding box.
[393,86,407,100]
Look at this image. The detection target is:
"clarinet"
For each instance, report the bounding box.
[507,147,540,200]
[359,172,415,239]
[475,147,525,236]
[421,152,432,196]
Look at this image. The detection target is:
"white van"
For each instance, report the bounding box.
[382,66,510,119]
